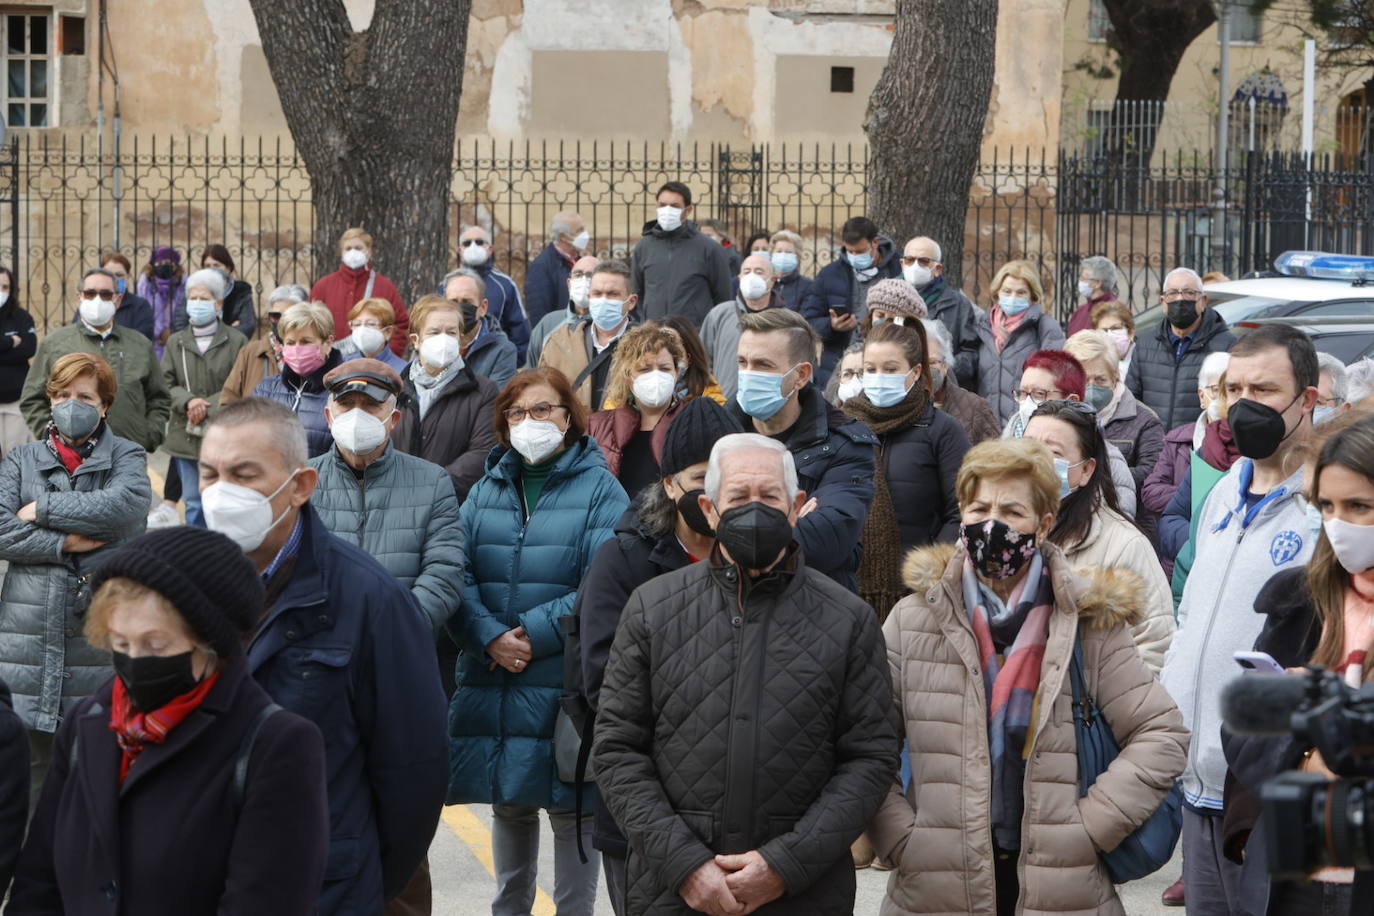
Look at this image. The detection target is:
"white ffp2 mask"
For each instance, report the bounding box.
[202,471,300,553]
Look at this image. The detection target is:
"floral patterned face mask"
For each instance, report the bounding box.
[961,518,1037,580]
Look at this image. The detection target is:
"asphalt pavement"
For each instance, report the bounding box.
[430,803,1182,915]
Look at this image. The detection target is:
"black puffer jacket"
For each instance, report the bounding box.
[919,278,981,390]
[879,404,970,548]
[592,546,898,915]
[1124,307,1236,430]
[576,508,693,859]
[0,303,35,405]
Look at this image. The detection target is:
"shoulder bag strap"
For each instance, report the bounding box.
[364,270,377,300]
[572,341,616,395]
[233,703,282,809]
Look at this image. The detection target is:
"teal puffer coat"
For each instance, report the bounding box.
[447,436,627,809]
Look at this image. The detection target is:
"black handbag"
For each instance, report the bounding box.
[1068,633,1183,883]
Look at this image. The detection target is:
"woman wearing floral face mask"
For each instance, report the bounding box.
[974,260,1065,425]
[251,301,340,458]
[842,321,968,620]
[0,352,151,812]
[448,367,628,916]
[1222,413,1374,915]
[588,324,692,498]
[870,436,1186,916]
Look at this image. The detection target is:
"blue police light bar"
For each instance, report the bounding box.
[1273,251,1374,281]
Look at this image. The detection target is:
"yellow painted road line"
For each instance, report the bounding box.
[442,804,557,916]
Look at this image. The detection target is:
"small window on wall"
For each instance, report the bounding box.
[1221,1,1261,44]
[2,11,50,127]
[1088,0,1111,42]
[830,66,854,93]
[59,15,83,55]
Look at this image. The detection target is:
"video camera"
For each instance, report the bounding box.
[1220,667,1374,880]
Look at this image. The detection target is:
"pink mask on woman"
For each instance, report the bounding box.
[282,344,325,376]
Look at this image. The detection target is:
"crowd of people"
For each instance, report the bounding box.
[0,182,1366,915]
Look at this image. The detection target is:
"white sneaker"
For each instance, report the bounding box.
[146,503,181,529]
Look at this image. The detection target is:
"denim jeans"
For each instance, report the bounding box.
[491,802,598,916]
[173,456,204,527]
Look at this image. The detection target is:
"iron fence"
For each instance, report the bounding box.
[0,134,1371,330]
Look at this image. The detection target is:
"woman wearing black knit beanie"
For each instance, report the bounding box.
[8,526,331,916]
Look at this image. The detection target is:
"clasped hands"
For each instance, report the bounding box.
[486,626,531,674]
[679,850,784,916]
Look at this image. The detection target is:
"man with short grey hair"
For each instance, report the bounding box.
[593,431,897,916]
[457,224,531,363]
[199,397,448,916]
[526,254,598,368]
[901,235,980,388]
[1315,350,1349,422]
[21,267,170,452]
[525,210,590,328]
[1125,266,1237,428]
[443,267,519,389]
[1066,254,1121,334]
[700,253,778,400]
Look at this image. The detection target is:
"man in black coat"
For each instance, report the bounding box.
[593,432,897,916]
[631,181,734,326]
[575,396,740,915]
[902,235,981,389]
[1126,267,1237,429]
[523,210,589,327]
[198,397,448,916]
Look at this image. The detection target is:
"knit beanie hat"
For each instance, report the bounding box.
[151,246,181,266]
[88,527,265,657]
[866,278,927,319]
[659,396,743,478]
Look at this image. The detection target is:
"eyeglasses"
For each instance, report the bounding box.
[80,288,115,301]
[1317,395,1343,408]
[349,320,386,329]
[503,402,568,424]
[837,368,862,381]
[1161,289,1203,301]
[1013,387,1065,403]
[460,239,489,248]
[899,256,937,268]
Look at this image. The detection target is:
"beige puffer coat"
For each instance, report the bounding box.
[870,542,1188,916]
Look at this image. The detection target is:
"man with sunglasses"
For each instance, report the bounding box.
[457,226,531,365]
[901,236,980,389]
[19,267,170,453]
[1125,267,1237,430]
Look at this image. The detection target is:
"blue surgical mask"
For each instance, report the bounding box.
[847,250,874,271]
[588,297,626,331]
[186,299,218,327]
[998,294,1031,315]
[1054,457,1087,500]
[1314,405,1338,426]
[862,372,911,408]
[115,277,127,295]
[1306,502,1324,540]
[736,368,795,420]
[771,252,798,275]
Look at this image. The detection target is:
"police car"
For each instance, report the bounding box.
[1133,251,1374,335]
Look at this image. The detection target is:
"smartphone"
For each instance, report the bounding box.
[1234,650,1285,674]
[829,304,852,316]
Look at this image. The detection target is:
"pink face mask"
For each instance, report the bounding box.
[282,344,325,376]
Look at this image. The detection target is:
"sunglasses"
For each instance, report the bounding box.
[460,239,489,248]
[80,288,116,301]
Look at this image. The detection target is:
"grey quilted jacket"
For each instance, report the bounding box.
[0,427,151,732]
[307,443,465,633]
[592,547,899,915]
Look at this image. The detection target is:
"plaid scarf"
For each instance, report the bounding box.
[108,669,220,784]
[989,304,1028,352]
[962,550,1054,850]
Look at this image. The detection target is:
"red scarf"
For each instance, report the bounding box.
[48,430,85,475]
[108,670,220,784]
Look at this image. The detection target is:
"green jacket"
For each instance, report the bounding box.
[161,323,248,460]
[20,323,171,453]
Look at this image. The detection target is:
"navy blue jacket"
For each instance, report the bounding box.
[799,237,902,386]
[523,243,572,328]
[251,349,344,459]
[775,270,814,314]
[0,303,36,404]
[728,385,877,592]
[471,260,531,365]
[464,318,519,392]
[249,506,448,915]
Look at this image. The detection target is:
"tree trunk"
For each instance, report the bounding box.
[246,0,471,301]
[864,0,998,289]
[1102,0,1216,169]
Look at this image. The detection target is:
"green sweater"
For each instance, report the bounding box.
[519,454,559,517]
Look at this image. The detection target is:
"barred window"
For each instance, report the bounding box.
[2,11,49,128]
[1088,0,1110,42]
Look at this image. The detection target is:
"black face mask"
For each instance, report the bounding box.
[112,649,200,712]
[715,501,793,571]
[1165,299,1199,330]
[675,487,714,537]
[153,263,175,281]
[450,299,481,334]
[1228,395,1300,460]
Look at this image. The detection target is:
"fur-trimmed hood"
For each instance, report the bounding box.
[900,541,1144,630]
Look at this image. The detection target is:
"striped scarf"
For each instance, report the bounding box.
[962,550,1054,850]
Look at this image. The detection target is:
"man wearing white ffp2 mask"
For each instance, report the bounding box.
[700,253,777,401]
[197,396,450,916]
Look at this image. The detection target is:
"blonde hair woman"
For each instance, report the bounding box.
[974,260,1066,425]
[251,301,340,457]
